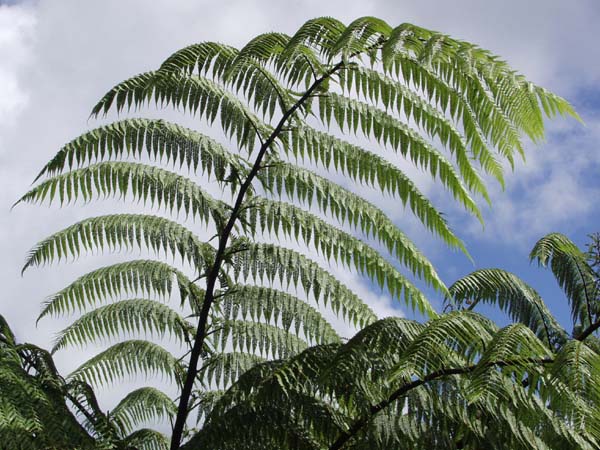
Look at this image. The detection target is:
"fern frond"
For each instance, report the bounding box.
[448,268,567,346]
[231,242,378,327]
[111,387,176,436]
[395,311,496,376]
[122,428,169,450]
[318,93,482,205]
[38,260,199,320]
[90,71,269,152]
[339,66,498,196]
[330,17,392,61]
[282,125,478,239]
[159,41,238,79]
[22,214,214,273]
[467,324,551,402]
[530,233,598,327]
[549,340,600,437]
[262,159,462,271]
[197,352,266,389]
[245,198,444,302]
[193,390,224,425]
[210,320,308,359]
[51,299,193,352]
[217,285,340,345]
[283,17,346,62]
[33,118,247,183]
[20,162,227,226]
[69,340,182,387]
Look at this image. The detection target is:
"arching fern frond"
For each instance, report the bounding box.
[38,259,199,320]
[22,214,214,273]
[51,299,193,352]
[20,162,227,225]
[531,233,598,327]
[111,387,176,436]
[18,16,577,448]
[122,428,170,450]
[32,118,247,184]
[69,340,183,387]
[448,268,567,347]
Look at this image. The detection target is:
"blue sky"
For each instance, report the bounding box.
[1,0,599,413]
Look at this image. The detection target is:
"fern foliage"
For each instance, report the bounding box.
[184,310,598,449]
[16,16,575,448]
[0,315,170,450]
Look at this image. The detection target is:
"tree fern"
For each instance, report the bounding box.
[17,16,575,448]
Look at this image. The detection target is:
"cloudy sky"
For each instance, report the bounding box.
[1,0,599,418]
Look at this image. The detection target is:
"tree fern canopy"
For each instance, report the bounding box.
[16,16,577,449]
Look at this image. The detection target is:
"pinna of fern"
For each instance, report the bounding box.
[16,16,576,448]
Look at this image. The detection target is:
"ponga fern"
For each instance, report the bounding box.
[17,17,575,449]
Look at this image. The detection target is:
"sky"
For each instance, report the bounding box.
[1,0,599,421]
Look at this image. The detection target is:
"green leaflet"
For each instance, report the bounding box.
[216,285,340,346]
[38,259,200,320]
[22,214,214,273]
[51,299,193,352]
[111,387,176,436]
[69,340,183,387]
[33,118,248,183]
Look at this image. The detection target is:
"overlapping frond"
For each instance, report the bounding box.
[318,92,486,204]
[244,199,443,306]
[197,352,265,389]
[216,285,340,345]
[90,71,270,152]
[210,320,309,359]
[259,161,457,290]
[189,311,597,450]
[230,242,378,326]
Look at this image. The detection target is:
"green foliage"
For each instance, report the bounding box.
[15,15,574,448]
[185,310,598,449]
[0,314,171,450]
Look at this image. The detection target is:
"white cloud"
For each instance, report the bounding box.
[0,4,35,130]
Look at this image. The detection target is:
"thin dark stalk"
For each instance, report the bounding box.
[577,318,600,341]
